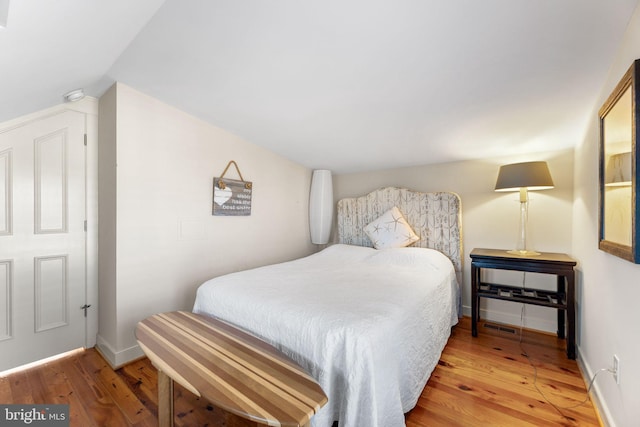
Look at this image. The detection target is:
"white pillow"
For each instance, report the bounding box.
[364,206,419,249]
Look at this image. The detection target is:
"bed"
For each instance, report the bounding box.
[193,187,462,427]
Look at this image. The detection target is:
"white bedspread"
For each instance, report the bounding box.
[193,244,459,427]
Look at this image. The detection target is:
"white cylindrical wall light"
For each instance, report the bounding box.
[309,170,333,244]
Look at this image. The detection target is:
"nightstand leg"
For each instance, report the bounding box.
[557,276,565,339]
[566,272,576,359]
[471,264,479,337]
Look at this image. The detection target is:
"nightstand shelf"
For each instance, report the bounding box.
[477,283,566,309]
[470,248,577,359]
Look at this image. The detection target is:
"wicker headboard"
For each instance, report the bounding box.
[337,187,463,285]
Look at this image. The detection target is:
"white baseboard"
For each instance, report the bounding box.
[95,335,144,369]
[461,304,557,333]
[576,346,615,427]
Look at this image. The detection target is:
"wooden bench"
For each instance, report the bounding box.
[135,311,328,427]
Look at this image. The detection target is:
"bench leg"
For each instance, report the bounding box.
[158,370,174,427]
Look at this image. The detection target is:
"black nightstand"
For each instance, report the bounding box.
[470,248,577,359]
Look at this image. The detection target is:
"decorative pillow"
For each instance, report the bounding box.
[364,206,419,249]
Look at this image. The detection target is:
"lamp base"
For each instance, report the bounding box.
[506,249,541,257]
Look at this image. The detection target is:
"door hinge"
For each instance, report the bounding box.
[84,134,87,146]
[81,304,92,317]
[84,220,87,231]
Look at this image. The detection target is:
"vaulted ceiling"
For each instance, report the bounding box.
[2,0,638,173]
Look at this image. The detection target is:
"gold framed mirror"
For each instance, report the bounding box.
[599,59,639,263]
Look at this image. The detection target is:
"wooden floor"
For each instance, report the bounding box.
[405,318,601,427]
[0,317,601,426]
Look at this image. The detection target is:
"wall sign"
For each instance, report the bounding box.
[212,161,252,216]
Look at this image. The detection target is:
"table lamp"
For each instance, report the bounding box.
[605,152,632,187]
[495,161,554,256]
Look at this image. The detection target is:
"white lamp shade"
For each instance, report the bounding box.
[309,170,333,244]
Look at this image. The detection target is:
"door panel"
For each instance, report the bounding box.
[0,260,11,341]
[34,255,68,332]
[0,149,11,236]
[34,130,68,234]
[0,110,86,371]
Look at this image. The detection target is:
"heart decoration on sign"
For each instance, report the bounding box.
[212,161,252,216]
[214,186,233,206]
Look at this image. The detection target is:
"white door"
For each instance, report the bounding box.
[0,110,87,372]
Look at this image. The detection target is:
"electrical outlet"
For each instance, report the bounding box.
[613,354,620,385]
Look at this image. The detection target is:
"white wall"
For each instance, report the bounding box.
[334,148,574,332]
[97,83,316,367]
[97,85,118,357]
[572,4,640,426]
